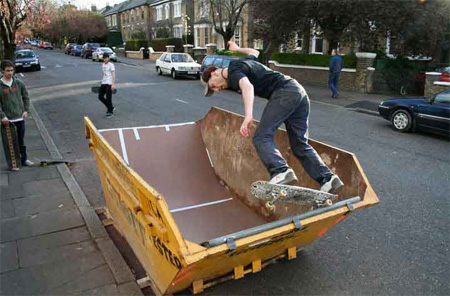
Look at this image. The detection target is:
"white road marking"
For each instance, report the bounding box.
[133,128,140,140]
[118,129,129,165]
[175,99,188,104]
[19,73,25,77]
[170,198,234,213]
[55,64,62,68]
[41,66,47,69]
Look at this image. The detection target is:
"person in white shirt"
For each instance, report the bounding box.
[98,53,116,118]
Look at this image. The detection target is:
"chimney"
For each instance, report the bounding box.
[91,5,97,12]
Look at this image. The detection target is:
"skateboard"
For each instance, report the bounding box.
[251,181,337,211]
[40,158,73,167]
[91,86,117,94]
[1,123,21,170]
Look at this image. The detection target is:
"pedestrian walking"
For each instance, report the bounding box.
[98,53,116,118]
[201,41,343,194]
[0,60,34,169]
[329,49,344,99]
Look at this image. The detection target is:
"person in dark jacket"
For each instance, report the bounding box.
[0,60,34,169]
[201,41,343,194]
[329,49,344,99]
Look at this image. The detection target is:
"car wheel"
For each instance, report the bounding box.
[196,74,201,80]
[36,65,41,71]
[391,109,413,132]
[156,67,162,75]
[171,69,177,79]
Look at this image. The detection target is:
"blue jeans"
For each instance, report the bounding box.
[328,72,340,97]
[253,81,333,185]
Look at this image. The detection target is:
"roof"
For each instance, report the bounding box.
[104,1,130,15]
[150,0,171,6]
[121,0,152,11]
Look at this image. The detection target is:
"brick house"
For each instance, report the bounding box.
[119,0,153,41]
[149,0,194,40]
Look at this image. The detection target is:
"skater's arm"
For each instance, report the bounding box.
[239,77,254,137]
[228,41,260,58]
[111,70,116,91]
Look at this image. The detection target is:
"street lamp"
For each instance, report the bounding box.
[182,14,191,45]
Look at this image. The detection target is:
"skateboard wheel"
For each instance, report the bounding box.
[325,199,332,206]
[279,190,287,197]
[265,201,276,211]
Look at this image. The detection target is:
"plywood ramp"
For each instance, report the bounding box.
[100,123,267,244]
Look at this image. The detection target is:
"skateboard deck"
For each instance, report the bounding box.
[1,123,21,170]
[40,158,73,166]
[251,181,337,210]
[91,86,117,94]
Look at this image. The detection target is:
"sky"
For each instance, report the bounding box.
[65,0,124,10]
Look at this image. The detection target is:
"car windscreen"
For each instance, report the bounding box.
[16,51,35,58]
[171,54,193,63]
[100,48,114,53]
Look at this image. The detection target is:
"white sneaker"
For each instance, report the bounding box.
[269,168,298,185]
[320,175,344,194]
[23,160,34,166]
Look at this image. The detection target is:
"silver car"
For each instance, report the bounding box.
[92,47,117,62]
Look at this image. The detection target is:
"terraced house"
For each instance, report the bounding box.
[119,0,153,41]
[150,0,194,39]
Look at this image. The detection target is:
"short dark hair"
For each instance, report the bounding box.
[103,53,110,59]
[201,66,218,97]
[1,60,14,70]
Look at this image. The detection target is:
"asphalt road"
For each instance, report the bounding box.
[20,49,449,296]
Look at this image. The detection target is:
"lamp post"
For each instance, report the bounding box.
[182,14,191,45]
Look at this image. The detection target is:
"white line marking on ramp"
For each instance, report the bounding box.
[165,126,170,131]
[118,129,129,165]
[175,99,188,104]
[170,198,233,213]
[206,149,213,167]
[133,128,140,140]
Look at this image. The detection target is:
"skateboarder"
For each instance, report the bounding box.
[201,41,343,194]
[0,60,34,169]
[98,53,116,118]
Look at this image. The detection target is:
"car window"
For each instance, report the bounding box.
[160,53,166,61]
[222,59,232,67]
[102,48,113,53]
[16,51,35,58]
[171,54,193,63]
[164,54,171,62]
[213,58,224,67]
[435,91,450,104]
[203,57,214,67]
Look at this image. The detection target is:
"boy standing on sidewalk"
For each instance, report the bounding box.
[0,60,34,169]
[201,41,343,194]
[98,53,116,118]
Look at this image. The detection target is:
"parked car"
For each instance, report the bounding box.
[92,47,117,62]
[70,45,82,56]
[14,50,41,72]
[64,43,77,55]
[200,55,239,73]
[378,89,450,135]
[42,42,53,50]
[436,66,450,82]
[156,53,201,79]
[80,43,100,59]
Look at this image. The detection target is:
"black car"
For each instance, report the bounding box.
[200,55,239,73]
[80,43,100,59]
[378,89,450,135]
[14,50,41,72]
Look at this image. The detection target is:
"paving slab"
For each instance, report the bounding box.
[0,241,18,273]
[23,178,68,196]
[0,207,84,243]
[17,227,90,253]
[118,282,144,296]
[8,166,60,186]
[13,190,75,217]
[0,199,15,219]
[0,173,8,186]
[0,183,25,200]
[77,283,121,296]
[0,267,46,295]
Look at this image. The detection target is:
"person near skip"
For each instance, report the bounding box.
[200,41,343,194]
[329,49,344,99]
[98,53,116,118]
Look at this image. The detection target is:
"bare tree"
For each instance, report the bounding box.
[208,0,248,49]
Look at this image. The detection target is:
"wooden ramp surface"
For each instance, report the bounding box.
[100,123,266,244]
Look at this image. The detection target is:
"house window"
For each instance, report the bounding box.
[131,10,134,22]
[156,6,162,21]
[196,28,200,47]
[165,4,170,19]
[234,25,241,46]
[173,25,183,38]
[142,8,145,20]
[253,39,263,50]
[312,36,323,54]
[200,0,207,18]
[173,1,181,18]
[112,15,117,26]
[204,27,209,45]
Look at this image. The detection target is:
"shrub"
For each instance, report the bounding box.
[270,52,357,68]
[125,39,149,51]
[150,38,183,52]
[381,57,418,93]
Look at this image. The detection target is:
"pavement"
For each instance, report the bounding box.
[0,53,408,295]
[0,105,143,295]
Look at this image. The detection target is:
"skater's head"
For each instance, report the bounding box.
[1,60,14,80]
[103,53,110,63]
[201,66,229,97]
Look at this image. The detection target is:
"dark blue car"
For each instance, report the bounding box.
[14,50,41,72]
[378,89,450,135]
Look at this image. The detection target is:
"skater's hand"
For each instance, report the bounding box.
[1,117,9,126]
[228,41,239,51]
[111,84,116,91]
[240,116,252,138]
[22,111,28,120]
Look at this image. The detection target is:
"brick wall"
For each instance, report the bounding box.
[268,61,358,91]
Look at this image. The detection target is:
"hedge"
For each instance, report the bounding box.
[215,49,266,64]
[125,39,150,51]
[270,52,357,68]
[150,38,183,52]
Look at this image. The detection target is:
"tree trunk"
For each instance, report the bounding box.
[302,32,310,54]
[1,30,16,61]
